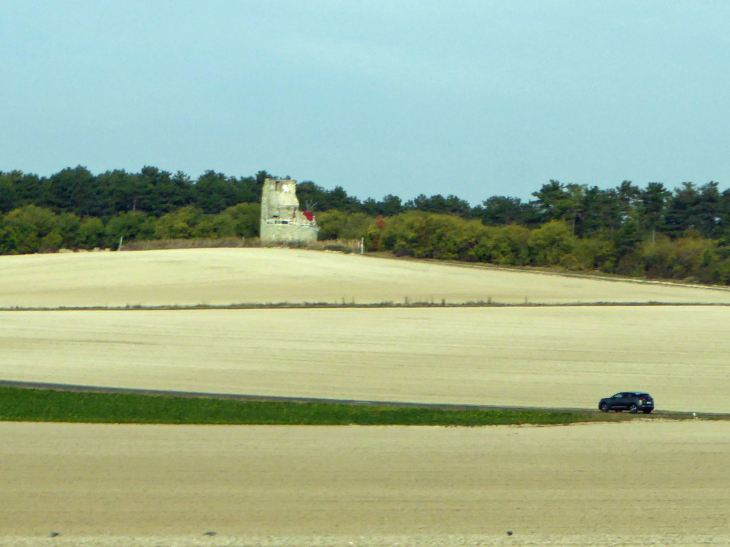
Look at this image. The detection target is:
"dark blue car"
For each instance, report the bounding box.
[599,392,654,414]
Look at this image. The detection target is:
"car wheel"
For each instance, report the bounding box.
[643,409,652,414]
[599,403,609,412]
[629,404,638,414]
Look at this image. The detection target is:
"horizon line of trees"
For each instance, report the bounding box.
[2,166,730,285]
[2,165,729,239]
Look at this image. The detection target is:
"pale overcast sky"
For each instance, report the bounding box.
[1,1,728,203]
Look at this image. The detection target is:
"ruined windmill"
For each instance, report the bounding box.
[260,178,318,244]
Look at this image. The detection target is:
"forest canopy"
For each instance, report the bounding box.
[1,166,729,285]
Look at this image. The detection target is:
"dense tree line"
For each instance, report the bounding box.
[2,166,728,239]
[366,214,730,284]
[0,166,267,217]
[0,203,261,255]
[1,166,730,284]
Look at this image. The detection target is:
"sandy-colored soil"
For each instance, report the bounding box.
[1,421,729,544]
[2,306,729,412]
[6,537,728,547]
[2,248,730,308]
[3,249,730,546]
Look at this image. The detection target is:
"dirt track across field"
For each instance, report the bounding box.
[1,306,729,413]
[2,248,730,308]
[1,420,729,544]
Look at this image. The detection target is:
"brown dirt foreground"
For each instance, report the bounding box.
[1,421,729,546]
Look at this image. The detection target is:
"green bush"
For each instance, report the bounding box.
[317,210,373,241]
[153,206,202,239]
[77,217,105,249]
[222,202,260,237]
[191,215,237,239]
[527,220,574,265]
[105,211,155,247]
[0,205,64,253]
[488,225,531,265]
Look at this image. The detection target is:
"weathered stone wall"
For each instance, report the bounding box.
[260,178,318,244]
[260,222,318,243]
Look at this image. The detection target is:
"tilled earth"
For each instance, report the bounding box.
[3,248,730,308]
[1,421,729,545]
[2,306,729,412]
[2,534,730,546]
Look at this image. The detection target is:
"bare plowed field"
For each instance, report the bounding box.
[2,306,728,412]
[2,248,729,308]
[2,421,729,544]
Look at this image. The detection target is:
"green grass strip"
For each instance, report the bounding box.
[0,386,630,426]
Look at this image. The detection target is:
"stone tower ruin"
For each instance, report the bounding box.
[260,177,318,244]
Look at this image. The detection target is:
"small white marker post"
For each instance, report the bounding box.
[361,237,364,255]
[118,236,123,251]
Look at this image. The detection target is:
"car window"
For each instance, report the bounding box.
[612,394,622,399]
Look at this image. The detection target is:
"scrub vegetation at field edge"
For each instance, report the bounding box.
[0,386,639,426]
[5,300,730,312]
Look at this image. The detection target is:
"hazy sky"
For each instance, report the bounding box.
[1,1,728,203]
